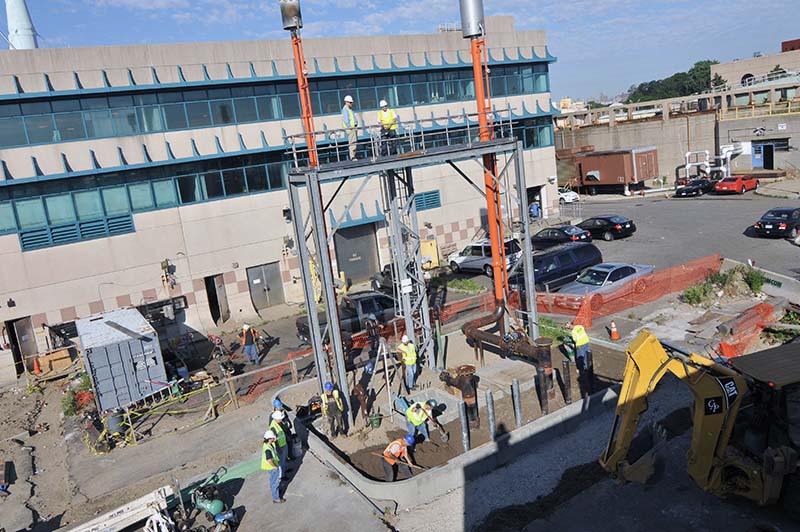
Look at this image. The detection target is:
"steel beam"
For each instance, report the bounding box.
[513,141,539,339]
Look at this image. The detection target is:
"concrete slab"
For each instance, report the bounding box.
[475,358,538,395]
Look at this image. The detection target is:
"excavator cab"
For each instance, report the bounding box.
[600,330,800,513]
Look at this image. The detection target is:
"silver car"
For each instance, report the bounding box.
[554,262,655,310]
[448,238,522,277]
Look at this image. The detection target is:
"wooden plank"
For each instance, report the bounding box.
[65,486,173,532]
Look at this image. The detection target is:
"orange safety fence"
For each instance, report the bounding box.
[237,347,312,405]
[717,302,780,358]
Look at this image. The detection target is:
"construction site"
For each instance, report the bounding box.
[1,0,800,531]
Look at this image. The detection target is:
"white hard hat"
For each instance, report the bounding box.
[401,334,409,343]
[243,324,250,331]
[344,95,354,103]
[271,410,285,420]
[379,99,388,107]
[264,430,276,439]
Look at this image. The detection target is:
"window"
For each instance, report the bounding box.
[51,99,80,112]
[222,168,246,196]
[15,198,47,229]
[608,267,635,283]
[177,175,201,204]
[0,117,26,147]
[211,99,235,125]
[138,106,165,133]
[102,186,130,215]
[267,163,285,190]
[278,94,301,119]
[415,190,441,211]
[201,172,224,199]
[468,246,482,257]
[153,179,178,207]
[21,101,51,115]
[482,245,491,257]
[256,96,277,120]
[44,195,76,225]
[54,112,87,141]
[85,109,114,138]
[0,202,15,232]
[575,246,598,263]
[558,252,576,266]
[129,182,155,211]
[0,104,21,117]
[233,98,258,123]
[534,256,557,274]
[186,102,212,128]
[25,115,56,143]
[74,190,104,220]
[163,104,188,130]
[246,165,268,191]
[319,90,340,114]
[108,95,133,108]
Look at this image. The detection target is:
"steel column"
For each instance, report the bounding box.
[288,180,329,390]
[513,141,539,339]
[305,171,350,413]
[404,167,433,367]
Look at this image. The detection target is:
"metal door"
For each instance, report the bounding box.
[333,224,379,282]
[752,144,764,168]
[13,317,37,370]
[247,262,285,311]
[214,275,231,323]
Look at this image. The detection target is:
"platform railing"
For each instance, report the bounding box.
[283,106,516,168]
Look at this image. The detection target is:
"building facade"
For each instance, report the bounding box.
[0,16,557,377]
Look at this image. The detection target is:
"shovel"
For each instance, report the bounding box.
[433,420,450,443]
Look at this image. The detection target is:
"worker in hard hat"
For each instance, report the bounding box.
[566,321,592,396]
[270,410,289,479]
[321,381,346,438]
[240,324,261,364]
[364,313,380,357]
[377,99,398,156]
[405,400,435,440]
[262,430,284,503]
[381,434,417,481]
[342,95,359,161]
[272,398,296,460]
[397,334,418,392]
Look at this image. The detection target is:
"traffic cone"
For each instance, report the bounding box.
[33,356,41,375]
[609,321,620,341]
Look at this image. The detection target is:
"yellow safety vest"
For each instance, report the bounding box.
[398,343,417,366]
[406,403,428,426]
[261,442,280,471]
[342,106,356,128]
[321,390,343,415]
[571,325,590,347]
[379,109,398,131]
[269,419,287,447]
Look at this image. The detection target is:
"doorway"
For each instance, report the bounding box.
[247,262,285,312]
[3,317,36,375]
[204,274,231,325]
[333,224,379,282]
[763,144,775,170]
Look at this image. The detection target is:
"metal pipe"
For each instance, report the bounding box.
[289,29,317,167]
[486,389,496,441]
[536,365,549,415]
[459,400,470,453]
[562,358,572,405]
[511,378,522,428]
[461,306,541,364]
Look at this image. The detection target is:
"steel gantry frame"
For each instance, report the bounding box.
[286,139,539,412]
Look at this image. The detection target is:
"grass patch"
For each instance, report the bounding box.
[446,278,485,293]
[742,267,766,293]
[61,390,77,417]
[681,266,765,306]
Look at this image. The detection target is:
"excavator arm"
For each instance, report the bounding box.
[599,330,748,490]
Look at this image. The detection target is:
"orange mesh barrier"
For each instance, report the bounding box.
[238,348,312,405]
[716,302,778,358]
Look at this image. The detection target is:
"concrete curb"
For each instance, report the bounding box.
[277,381,621,510]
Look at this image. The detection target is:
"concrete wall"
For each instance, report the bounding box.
[556,114,716,184]
[712,49,800,86]
[718,114,800,172]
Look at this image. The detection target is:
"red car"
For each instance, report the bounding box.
[714,175,759,195]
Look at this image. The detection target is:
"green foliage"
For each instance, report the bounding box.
[781,310,800,325]
[743,267,766,293]
[682,283,712,306]
[446,278,484,293]
[62,390,77,417]
[711,73,727,88]
[539,316,569,343]
[626,60,719,103]
[706,270,732,286]
[586,100,607,109]
[78,373,92,392]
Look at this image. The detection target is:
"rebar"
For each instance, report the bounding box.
[459,400,470,452]
[486,389,496,441]
[511,378,522,428]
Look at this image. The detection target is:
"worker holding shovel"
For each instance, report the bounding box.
[405,399,448,442]
[381,434,417,481]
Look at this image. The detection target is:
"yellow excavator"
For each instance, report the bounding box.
[600,330,800,513]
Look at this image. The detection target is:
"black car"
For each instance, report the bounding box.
[531,225,591,250]
[675,179,716,197]
[754,208,800,239]
[510,242,603,292]
[577,215,636,241]
[296,291,395,344]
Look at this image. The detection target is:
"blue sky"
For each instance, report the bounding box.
[4,0,799,99]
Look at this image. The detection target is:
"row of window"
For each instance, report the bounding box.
[0,64,549,149]
[0,160,288,235]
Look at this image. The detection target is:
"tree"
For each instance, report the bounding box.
[586,100,606,109]
[626,60,719,103]
[711,73,727,89]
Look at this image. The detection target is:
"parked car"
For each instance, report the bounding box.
[558,187,580,204]
[753,207,800,239]
[510,242,603,292]
[448,238,522,277]
[555,262,655,310]
[576,215,636,241]
[714,175,759,195]
[295,290,395,345]
[531,225,591,250]
[674,179,716,197]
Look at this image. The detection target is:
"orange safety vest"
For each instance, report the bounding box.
[383,438,409,465]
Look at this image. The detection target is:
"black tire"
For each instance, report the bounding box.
[559,197,565,205]
[603,231,614,242]
[741,186,746,195]
[484,264,493,277]
[755,180,760,189]
[450,261,460,273]
[790,227,798,239]
[588,187,598,196]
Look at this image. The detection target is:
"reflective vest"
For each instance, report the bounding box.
[321,389,343,416]
[378,109,398,131]
[261,442,279,471]
[383,438,409,465]
[398,342,417,366]
[406,403,428,426]
[269,419,287,447]
[342,106,357,128]
[571,325,590,347]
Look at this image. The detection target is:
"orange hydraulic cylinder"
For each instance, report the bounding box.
[470,37,507,303]
[291,31,318,167]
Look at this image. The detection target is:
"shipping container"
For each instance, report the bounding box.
[574,146,658,195]
[76,308,168,412]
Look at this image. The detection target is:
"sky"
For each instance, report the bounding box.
[3,0,798,100]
